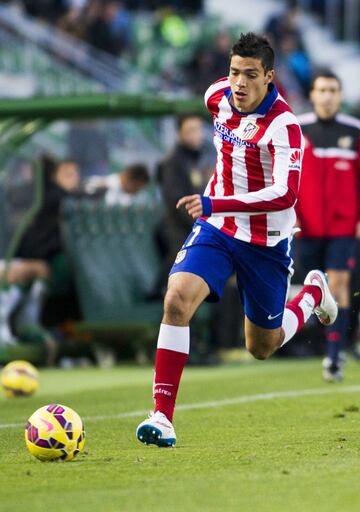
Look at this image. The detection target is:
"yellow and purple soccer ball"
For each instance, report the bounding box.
[25,404,85,461]
[1,360,39,397]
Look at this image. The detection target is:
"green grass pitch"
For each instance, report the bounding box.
[1,358,360,512]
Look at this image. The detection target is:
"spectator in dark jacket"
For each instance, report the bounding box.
[158,113,215,268]
[16,158,81,261]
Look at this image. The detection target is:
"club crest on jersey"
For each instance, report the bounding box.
[289,149,301,170]
[175,249,187,264]
[241,121,260,140]
[337,135,353,149]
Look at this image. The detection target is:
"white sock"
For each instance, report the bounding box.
[157,323,190,353]
[281,292,315,346]
[281,308,299,346]
[0,287,21,345]
[153,324,190,398]
[17,279,46,325]
[0,285,23,317]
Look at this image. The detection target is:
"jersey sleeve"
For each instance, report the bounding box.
[208,123,303,215]
[204,77,228,116]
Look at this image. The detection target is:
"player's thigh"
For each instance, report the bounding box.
[244,317,283,358]
[234,237,292,330]
[169,220,234,303]
[164,272,211,324]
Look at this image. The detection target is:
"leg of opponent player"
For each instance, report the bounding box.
[321,237,356,381]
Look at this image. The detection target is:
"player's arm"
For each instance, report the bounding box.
[178,124,303,218]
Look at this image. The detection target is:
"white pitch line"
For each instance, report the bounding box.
[1,384,360,430]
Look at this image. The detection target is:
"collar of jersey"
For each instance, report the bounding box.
[225,83,278,116]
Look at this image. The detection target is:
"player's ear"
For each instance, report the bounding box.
[265,70,274,85]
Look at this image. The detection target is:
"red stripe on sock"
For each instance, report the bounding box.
[153,348,188,422]
[303,285,322,307]
[286,285,322,332]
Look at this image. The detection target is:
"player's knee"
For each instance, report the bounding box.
[247,341,272,360]
[163,288,192,324]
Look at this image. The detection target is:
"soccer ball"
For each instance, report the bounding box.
[25,404,85,461]
[1,360,39,397]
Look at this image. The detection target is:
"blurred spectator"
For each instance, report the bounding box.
[158,113,215,266]
[0,156,83,360]
[279,30,311,95]
[57,5,89,40]
[264,0,301,52]
[264,0,311,102]
[155,6,190,48]
[85,163,150,205]
[16,157,81,262]
[275,31,312,109]
[295,69,360,382]
[108,0,133,50]
[22,0,68,22]
[84,0,132,56]
[186,31,232,95]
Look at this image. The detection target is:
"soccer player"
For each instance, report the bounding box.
[296,70,360,382]
[136,33,338,447]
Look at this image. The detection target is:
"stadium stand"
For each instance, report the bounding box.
[60,196,210,363]
[0,0,358,365]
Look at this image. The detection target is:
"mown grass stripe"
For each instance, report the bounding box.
[1,384,360,430]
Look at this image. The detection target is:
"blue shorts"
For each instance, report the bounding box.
[170,219,294,329]
[296,237,356,275]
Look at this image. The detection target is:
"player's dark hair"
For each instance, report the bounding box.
[230,32,274,73]
[310,68,342,90]
[124,163,150,183]
[176,113,202,131]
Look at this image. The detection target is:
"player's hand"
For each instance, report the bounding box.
[176,194,203,219]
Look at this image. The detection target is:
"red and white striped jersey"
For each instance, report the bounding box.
[202,77,304,247]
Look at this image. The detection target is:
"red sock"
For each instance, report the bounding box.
[154,348,188,422]
[153,324,190,423]
[286,285,322,330]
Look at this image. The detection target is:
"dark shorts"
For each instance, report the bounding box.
[169,219,294,329]
[296,237,356,277]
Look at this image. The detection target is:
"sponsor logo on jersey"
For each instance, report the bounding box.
[241,121,260,140]
[289,149,301,170]
[175,249,187,264]
[334,160,351,171]
[214,121,256,149]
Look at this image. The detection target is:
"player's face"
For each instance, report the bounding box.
[310,77,341,119]
[229,56,274,112]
